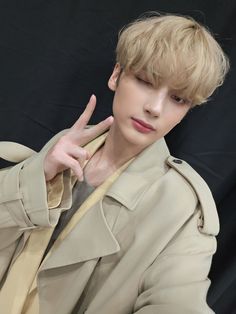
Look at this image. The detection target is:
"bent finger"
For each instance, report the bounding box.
[68,146,90,168]
[60,154,84,181]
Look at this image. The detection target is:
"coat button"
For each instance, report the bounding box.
[173,159,183,164]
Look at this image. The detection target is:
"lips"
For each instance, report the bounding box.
[131,118,156,134]
[131,118,155,131]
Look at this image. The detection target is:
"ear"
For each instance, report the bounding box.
[108,63,122,91]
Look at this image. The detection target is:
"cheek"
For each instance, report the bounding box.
[112,88,132,117]
[165,112,186,130]
[170,106,189,123]
[112,94,121,117]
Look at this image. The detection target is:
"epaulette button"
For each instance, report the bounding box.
[173,159,183,164]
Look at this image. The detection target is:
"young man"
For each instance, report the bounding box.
[0,13,229,314]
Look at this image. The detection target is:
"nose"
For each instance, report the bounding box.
[144,88,167,117]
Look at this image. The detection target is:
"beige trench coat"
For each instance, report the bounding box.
[0,132,219,314]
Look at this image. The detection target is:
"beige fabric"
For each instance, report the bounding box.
[0,227,53,314]
[23,160,132,314]
[0,134,132,314]
[0,133,131,313]
[0,132,219,314]
[0,142,35,163]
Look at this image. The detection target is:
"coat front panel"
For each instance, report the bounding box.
[37,162,215,314]
[0,134,218,314]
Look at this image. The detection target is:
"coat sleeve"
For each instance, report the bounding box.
[133,209,216,314]
[0,134,72,284]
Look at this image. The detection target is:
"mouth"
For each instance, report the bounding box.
[131,118,155,133]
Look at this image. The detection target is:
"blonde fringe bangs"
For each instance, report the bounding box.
[116,15,229,105]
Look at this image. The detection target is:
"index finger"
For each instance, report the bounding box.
[71,94,97,131]
[81,115,114,144]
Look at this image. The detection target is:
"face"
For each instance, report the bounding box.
[108,63,191,152]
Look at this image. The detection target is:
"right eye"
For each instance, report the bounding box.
[135,75,152,87]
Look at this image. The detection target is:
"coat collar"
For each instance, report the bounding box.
[105,137,170,210]
[71,132,171,211]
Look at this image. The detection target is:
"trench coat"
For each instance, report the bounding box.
[0,131,219,314]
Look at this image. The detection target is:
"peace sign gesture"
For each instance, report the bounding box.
[43,95,113,181]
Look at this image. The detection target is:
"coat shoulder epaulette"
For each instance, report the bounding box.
[0,130,69,164]
[167,156,219,236]
[0,142,36,163]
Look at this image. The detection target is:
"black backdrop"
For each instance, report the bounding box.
[0,1,235,313]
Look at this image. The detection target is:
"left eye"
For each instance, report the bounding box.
[171,95,188,105]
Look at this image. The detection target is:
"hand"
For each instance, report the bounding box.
[43,95,113,181]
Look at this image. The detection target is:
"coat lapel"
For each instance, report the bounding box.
[41,200,120,270]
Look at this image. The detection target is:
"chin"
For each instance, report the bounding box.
[123,130,154,149]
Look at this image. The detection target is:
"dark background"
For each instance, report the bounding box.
[0,1,235,313]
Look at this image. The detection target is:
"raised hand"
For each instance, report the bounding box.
[43,95,113,181]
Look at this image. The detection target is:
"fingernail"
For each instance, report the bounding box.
[106,116,114,123]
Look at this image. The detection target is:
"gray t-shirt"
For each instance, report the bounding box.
[44,180,95,257]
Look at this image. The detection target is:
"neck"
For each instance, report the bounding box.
[94,123,144,171]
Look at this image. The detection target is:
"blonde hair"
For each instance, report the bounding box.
[116,13,229,105]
